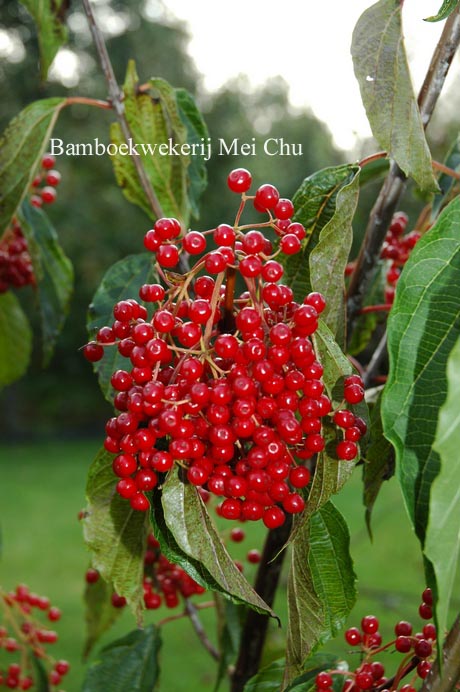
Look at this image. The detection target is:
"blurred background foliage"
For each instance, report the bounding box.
[0,0,455,438]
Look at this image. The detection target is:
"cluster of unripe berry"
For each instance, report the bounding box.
[0,153,61,294]
[84,169,366,528]
[315,589,436,692]
[0,584,69,690]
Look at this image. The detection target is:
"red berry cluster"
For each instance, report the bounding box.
[0,221,35,294]
[380,212,421,305]
[84,169,366,528]
[316,590,436,691]
[30,154,61,209]
[85,533,205,611]
[0,584,69,690]
[0,153,61,295]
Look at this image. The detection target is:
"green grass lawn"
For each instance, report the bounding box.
[1,440,457,690]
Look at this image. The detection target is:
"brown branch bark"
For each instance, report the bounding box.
[420,616,460,692]
[346,7,460,343]
[230,516,293,692]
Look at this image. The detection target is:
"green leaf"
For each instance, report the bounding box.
[214,596,242,692]
[31,656,51,692]
[351,0,438,192]
[87,254,157,401]
[382,194,460,547]
[161,467,278,618]
[82,625,161,692]
[83,575,122,659]
[244,654,342,692]
[431,135,460,221]
[0,98,65,237]
[281,165,360,303]
[0,291,32,388]
[175,88,209,219]
[363,395,395,538]
[425,0,459,21]
[309,167,360,346]
[20,0,68,79]
[347,262,387,356]
[110,62,190,224]
[285,502,356,685]
[19,201,73,366]
[287,653,345,692]
[243,658,286,692]
[82,448,149,619]
[425,335,460,641]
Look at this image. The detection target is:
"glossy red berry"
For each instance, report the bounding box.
[254,183,279,211]
[361,615,379,634]
[316,672,333,689]
[227,168,252,193]
[345,627,362,646]
[336,441,358,461]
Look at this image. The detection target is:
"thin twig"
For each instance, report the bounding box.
[346,7,460,343]
[81,0,165,221]
[184,600,220,662]
[64,96,112,110]
[363,331,388,388]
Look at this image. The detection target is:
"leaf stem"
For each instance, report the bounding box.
[64,96,112,110]
[346,7,460,343]
[230,516,293,692]
[81,0,165,221]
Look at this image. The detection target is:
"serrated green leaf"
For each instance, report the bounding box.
[0,291,32,388]
[31,656,51,692]
[281,165,360,302]
[175,88,209,219]
[425,0,459,22]
[425,335,460,642]
[110,62,190,224]
[309,167,360,346]
[382,195,460,548]
[351,0,438,192]
[87,254,157,401]
[0,98,65,237]
[20,0,68,79]
[285,502,356,686]
[363,395,395,538]
[82,625,161,692]
[83,574,122,659]
[82,448,149,619]
[19,201,73,366]
[161,467,277,618]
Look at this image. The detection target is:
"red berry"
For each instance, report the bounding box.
[422,587,433,605]
[316,672,333,689]
[344,384,365,404]
[227,168,252,193]
[156,244,179,268]
[280,233,301,255]
[345,627,362,646]
[111,593,127,608]
[254,184,279,211]
[263,506,285,529]
[83,341,104,362]
[45,170,61,186]
[395,620,413,636]
[85,568,100,584]
[414,639,432,659]
[419,602,433,620]
[417,661,432,679]
[355,671,373,690]
[361,615,379,634]
[41,186,57,204]
[274,198,294,220]
[246,549,261,564]
[182,231,207,254]
[289,466,311,488]
[230,528,245,543]
[336,440,358,461]
[41,153,56,169]
[395,635,412,653]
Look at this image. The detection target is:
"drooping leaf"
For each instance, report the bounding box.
[20,0,68,79]
[19,201,73,366]
[309,167,360,346]
[425,0,459,22]
[285,502,356,686]
[363,394,395,538]
[161,468,277,618]
[82,625,161,692]
[82,448,149,619]
[382,195,460,548]
[110,62,190,224]
[31,656,51,692]
[87,253,157,401]
[0,291,32,388]
[0,98,65,237]
[83,574,122,659]
[281,165,360,303]
[175,88,209,219]
[425,335,460,642]
[351,0,438,192]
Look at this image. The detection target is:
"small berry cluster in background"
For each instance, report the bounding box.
[0,154,60,294]
[84,170,367,526]
[314,589,436,691]
[380,212,421,305]
[0,584,69,690]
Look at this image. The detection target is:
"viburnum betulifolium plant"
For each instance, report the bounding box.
[1,1,460,691]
